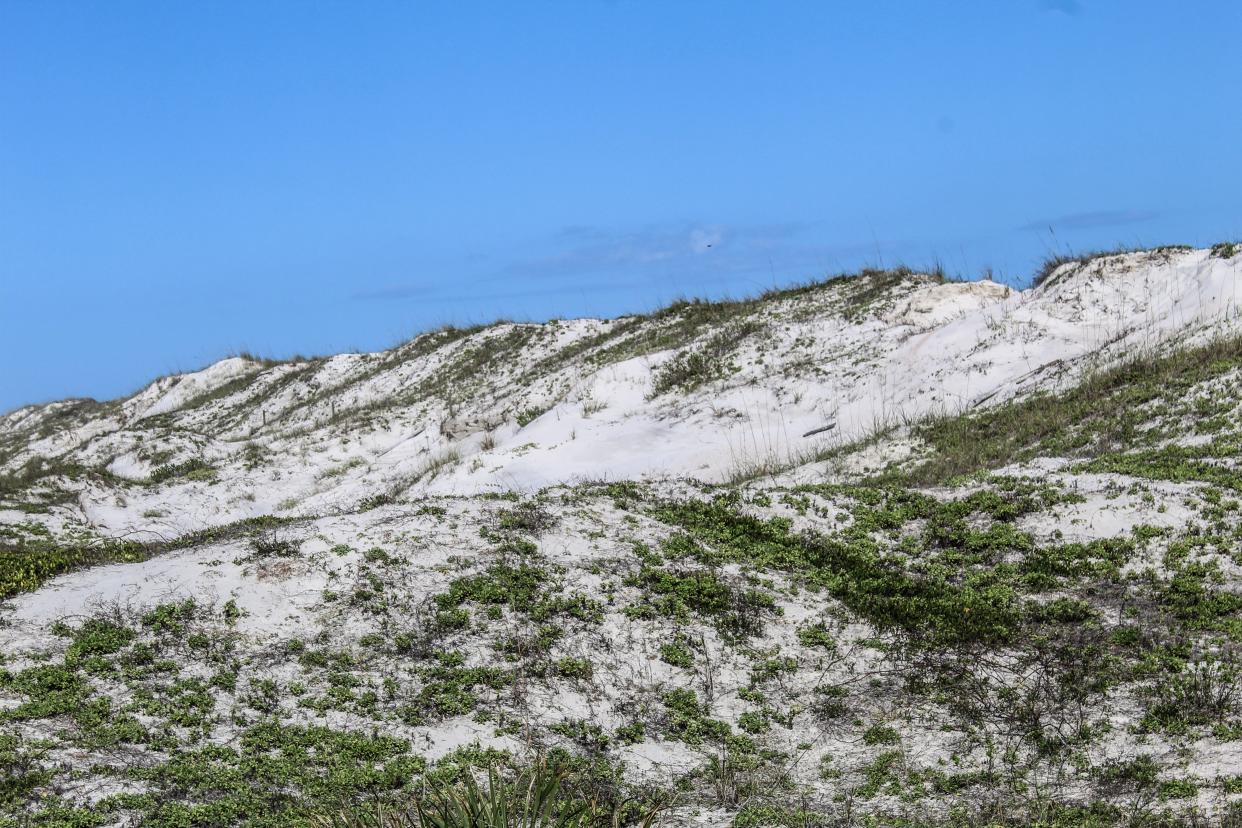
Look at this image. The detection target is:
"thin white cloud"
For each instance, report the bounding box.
[1019,209,1158,232]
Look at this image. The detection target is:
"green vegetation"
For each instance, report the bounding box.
[626,552,777,641]
[650,489,1039,649]
[0,514,297,601]
[315,758,663,828]
[149,458,216,484]
[1028,245,1193,288]
[436,563,602,625]
[900,333,1242,485]
[661,687,729,746]
[0,525,148,599]
[516,405,549,428]
[7,246,1242,824]
[650,321,762,396]
[658,639,695,668]
[1211,240,1239,259]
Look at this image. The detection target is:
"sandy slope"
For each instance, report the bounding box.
[4,245,1242,824]
[3,246,1239,542]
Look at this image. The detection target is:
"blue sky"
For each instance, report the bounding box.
[2,1,1240,412]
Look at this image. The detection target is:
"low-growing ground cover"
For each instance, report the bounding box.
[4,248,1242,825]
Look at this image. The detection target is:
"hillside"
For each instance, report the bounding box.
[4,243,1242,827]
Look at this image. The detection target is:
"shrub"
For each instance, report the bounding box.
[1159,778,1199,800]
[862,724,900,746]
[796,623,836,651]
[495,502,556,535]
[661,688,729,745]
[658,641,695,669]
[628,560,777,641]
[1143,660,1239,732]
[615,722,645,745]
[1096,754,1159,793]
[737,711,769,734]
[0,732,54,810]
[554,657,593,681]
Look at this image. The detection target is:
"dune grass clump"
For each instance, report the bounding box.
[313,760,662,827]
[1211,241,1239,259]
[149,457,216,484]
[650,320,763,396]
[899,333,1242,486]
